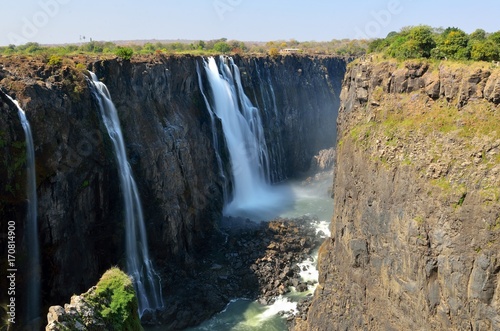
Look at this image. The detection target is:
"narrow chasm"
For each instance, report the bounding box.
[0,54,346,330]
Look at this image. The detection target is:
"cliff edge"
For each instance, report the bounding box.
[296,58,500,330]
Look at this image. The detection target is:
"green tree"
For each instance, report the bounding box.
[386,31,399,38]
[18,42,43,53]
[368,38,389,53]
[213,41,231,53]
[488,31,500,45]
[142,43,155,53]
[196,40,206,50]
[380,26,437,59]
[470,29,487,41]
[115,47,134,60]
[80,41,106,53]
[435,27,470,60]
[385,34,409,58]
[470,40,499,61]
[406,25,436,58]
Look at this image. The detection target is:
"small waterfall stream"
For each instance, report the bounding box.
[88,72,163,314]
[6,94,41,328]
[253,59,286,183]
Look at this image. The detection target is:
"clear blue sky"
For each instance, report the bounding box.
[2,0,499,46]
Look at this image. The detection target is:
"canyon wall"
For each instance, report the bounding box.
[297,59,500,330]
[0,54,344,328]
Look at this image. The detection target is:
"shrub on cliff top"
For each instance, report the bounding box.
[213,41,231,53]
[470,40,499,61]
[435,27,470,60]
[115,47,134,60]
[47,55,63,66]
[85,267,143,331]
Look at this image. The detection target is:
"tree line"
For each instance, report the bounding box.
[368,26,500,61]
[7,27,497,62]
[0,38,369,59]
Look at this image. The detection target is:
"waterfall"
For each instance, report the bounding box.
[253,60,286,183]
[196,62,230,204]
[87,72,163,315]
[200,56,292,220]
[6,94,41,327]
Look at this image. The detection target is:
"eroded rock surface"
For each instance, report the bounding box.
[295,59,500,331]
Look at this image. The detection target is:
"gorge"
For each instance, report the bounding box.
[0,54,344,329]
[2,51,499,331]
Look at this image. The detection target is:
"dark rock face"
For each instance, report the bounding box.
[1,73,122,327]
[0,54,345,328]
[89,57,222,265]
[235,56,345,178]
[296,60,500,331]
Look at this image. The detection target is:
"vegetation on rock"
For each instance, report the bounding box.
[369,26,500,61]
[341,60,500,203]
[46,267,143,331]
[86,268,142,331]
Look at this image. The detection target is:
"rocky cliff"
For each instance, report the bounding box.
[296,58,500,330]
[46,267,143,331]
[0,54,345,328]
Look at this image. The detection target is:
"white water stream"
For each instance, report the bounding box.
[186,57,333,330]
[6,94,41,327]
[88,72,163,315]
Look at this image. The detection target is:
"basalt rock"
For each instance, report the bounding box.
[295,59,500,330]
[0,54,344,328]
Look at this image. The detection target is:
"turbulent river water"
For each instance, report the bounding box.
[185,174,333,331]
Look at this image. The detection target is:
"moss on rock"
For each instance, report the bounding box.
[46,267,143,331]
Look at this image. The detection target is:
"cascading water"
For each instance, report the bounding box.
[87,72,163,314]
[253,60,286,183]
[6,94,41,327]
[200,56,292,220]
[196,62,230,204]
